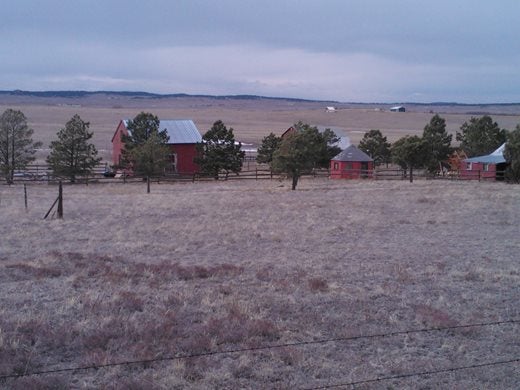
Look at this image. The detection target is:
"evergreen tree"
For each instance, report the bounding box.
[0,109,42,184]
[195,120,244,179]
[271,122,336,190]
[121,112,170,182]
[319,127,342,167]
[130,132,171,192]
[456,115,507,157]
[358,129,391,166]
[391,135,427,182]
[47,114,101,183]
[121,112,169,167]
[422,114,452,173]
[256,132,282,166]
[504,124,520,183]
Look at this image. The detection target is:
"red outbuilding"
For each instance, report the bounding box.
[330,145,374,179]
[111,119,202,174]
[459,143,507,180]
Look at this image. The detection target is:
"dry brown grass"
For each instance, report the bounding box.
[2,95,520,163]
[0,178,519,388]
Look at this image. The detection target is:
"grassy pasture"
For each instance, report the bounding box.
[0,178,519,389]
[1,95,520,163]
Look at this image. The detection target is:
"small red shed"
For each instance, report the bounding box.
[111,119,202,174]
[330,145,374,179]
[460,143,507,180]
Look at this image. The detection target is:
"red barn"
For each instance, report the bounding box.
[330,145,374,179]
[281,126,297,138]
[460,143,507,180]
[111,119,202,174]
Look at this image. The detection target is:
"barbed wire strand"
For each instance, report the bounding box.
[303,357,520,389]
[0,318,518,381]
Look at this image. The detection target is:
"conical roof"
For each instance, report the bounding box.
[331,145,373,162]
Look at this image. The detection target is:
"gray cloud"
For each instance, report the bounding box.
[1,1,520,102]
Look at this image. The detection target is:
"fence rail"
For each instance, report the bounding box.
[2,164,509,185]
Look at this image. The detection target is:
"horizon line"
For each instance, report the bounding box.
[1,89,520,106]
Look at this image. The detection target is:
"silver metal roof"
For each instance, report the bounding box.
[465,143,506,164]
[123,119,202,144]
[160,120,202,144]
[331,145,373,162]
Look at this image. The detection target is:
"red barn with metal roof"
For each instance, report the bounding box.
[460,143,507,180]
[111,119,202,174]
[330,145,374,179]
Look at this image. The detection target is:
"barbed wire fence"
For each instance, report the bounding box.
[1,319,518,387]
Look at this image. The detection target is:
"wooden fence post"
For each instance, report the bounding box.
[57,181,63,219]
[24,184,28,212]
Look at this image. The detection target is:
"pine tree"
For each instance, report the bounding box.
[358,129,391,166]
[121,112,169,168]
[271,122,336,190]
[422,114,452,173]
[456,115,507,157]
[195,120,244,179]
[256,133,282,166]
[391,135,427,182]
[504,124,520,183]
[0,109,42,184]
[47,114,101,183]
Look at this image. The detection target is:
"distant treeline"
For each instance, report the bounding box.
[0,90,329,103]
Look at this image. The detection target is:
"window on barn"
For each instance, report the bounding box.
[466,162,472,170]
[333,162,339,170]
[483,163,489,171]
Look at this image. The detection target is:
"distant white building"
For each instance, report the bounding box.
[390,106,405,112]
[326,106,337,112]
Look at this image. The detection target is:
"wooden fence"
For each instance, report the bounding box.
[2,164,508,186]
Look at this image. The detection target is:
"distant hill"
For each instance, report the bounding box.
[1,90,519,111]
[0,90,332,103]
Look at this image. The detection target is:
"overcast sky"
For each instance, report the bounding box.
[1,0,519,103]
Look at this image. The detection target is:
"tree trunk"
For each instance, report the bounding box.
[291,174,299,190]
[409,166,414,183]
[6,170,13,185]
[147,176,150,193]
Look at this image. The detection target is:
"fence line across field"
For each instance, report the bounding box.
[3,164,508,186]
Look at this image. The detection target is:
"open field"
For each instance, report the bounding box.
[1,94,520,162]
[1,178,519,388]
